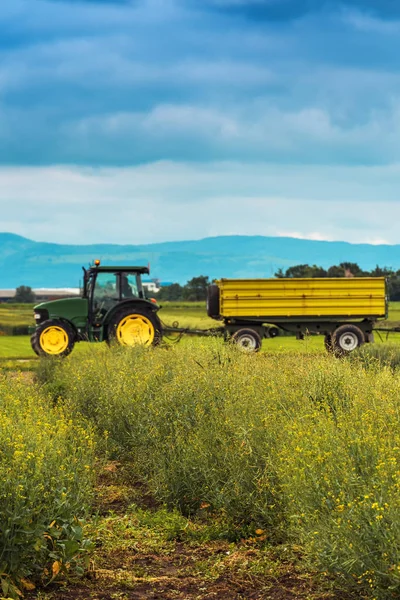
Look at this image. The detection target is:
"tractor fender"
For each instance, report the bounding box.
[103,299,160,328]
[50,316,78,337]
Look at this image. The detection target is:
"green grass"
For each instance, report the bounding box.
[2,300,400,366]
[0,336,34,359]
[0,303,35,327]
[159,304,216,329]
[383,300,400,325]
[0,302,214,336]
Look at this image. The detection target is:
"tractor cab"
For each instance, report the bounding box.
[84,264,151,326]
[31,262,162,357]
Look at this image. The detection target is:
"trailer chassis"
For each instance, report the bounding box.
[162,317,386,354]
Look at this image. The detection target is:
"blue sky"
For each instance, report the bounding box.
[1,0,400,244]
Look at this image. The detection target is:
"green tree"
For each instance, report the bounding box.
[277,264,327,278]
[275,268,285,278]
[327,262,365,277]
[389,277,400,301]
[156,283,184,301]
[14,285,36,303]
[183,276,210,301]
[340,262,366,276]
[370,266,394,278]
[326,264,344,277]
[284,264,311,278]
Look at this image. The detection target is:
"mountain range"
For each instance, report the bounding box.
[1,232,400,288]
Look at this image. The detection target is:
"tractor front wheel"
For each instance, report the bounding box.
[107,307,162,347]
[31,319,75,357]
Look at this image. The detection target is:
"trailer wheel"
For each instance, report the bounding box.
[31,319,75,357]
[331,324,364,355]
[268,326,280,338]
[108,306,162,347]
[232,328,262,352]
[324,334,333,353]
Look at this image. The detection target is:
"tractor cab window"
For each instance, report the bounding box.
[92,272,118,314]
[120,274,139,299]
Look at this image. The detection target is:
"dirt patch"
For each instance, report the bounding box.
[27,464,348,600]
[31,540,342,600]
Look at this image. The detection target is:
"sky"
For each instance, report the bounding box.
[1,0,400,245]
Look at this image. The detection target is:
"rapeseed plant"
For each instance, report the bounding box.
[42,340,400,598]
[0,373,95,598]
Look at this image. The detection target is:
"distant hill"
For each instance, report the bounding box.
[1,232,400,288]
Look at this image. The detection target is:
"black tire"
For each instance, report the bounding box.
[324,334,333,353]
[31,319,75,358]
[107,306,162,347]
[231,328,262,352]
[267,326,280,338]
[30,333,40,356]
[207,284,220,318]
[331,324,364,356]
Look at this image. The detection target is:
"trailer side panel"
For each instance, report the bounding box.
[218,277,387,319]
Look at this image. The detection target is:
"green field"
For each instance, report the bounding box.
[2,300,400,361]
[0,302,35,327]
[3,300,400,330]
[0,336,33,358]
[0,302,216,332]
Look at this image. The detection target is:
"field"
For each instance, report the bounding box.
[2,303,400,598]
[2,301,400,361]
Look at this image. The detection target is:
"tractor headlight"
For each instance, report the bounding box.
[33,309,49,323]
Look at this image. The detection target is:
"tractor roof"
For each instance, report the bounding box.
[89,265,150,275]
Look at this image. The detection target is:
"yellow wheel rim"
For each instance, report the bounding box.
[40,326,69,355]
[116,314,155,346]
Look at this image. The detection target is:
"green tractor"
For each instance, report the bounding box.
[31,262,162,357]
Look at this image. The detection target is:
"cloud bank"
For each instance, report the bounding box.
[1,0,399,243]
[1,162,399,245]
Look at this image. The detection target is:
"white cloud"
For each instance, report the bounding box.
[62,98,400,166]
[1,0,400,171]
[1,161,400,245]
[276,231,335,242]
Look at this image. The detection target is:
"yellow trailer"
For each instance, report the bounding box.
[206,277,387,354]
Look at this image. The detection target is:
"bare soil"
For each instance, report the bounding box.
[27,464,349,600]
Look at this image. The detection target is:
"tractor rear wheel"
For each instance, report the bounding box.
[108,307,162,347]
[31,319,75,357]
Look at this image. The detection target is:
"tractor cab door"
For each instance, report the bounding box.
[120,273,141,299]
[90,272,120,325]
[89,271,142,327]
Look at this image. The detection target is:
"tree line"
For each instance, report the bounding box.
[11,278,212,304]
[14,264,400,303]
[155,276,210,302]
[157,263,400,302]
[275,262,400,300]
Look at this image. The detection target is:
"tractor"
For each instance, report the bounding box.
[31,262,162,357]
